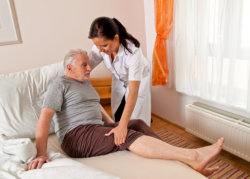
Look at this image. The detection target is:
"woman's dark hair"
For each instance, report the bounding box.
[88,17,140,54]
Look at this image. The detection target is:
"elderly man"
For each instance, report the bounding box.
[27,49,224,176]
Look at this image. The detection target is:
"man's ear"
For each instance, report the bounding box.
[66,64,71,71]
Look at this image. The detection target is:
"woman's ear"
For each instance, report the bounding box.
[114,34,119,42]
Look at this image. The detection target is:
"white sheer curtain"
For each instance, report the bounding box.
[174,0,250,112]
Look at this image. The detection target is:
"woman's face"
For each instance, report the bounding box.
[92,35,120,55]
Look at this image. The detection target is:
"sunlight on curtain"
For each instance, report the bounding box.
[152,0,174,86]
[174,0,250,112]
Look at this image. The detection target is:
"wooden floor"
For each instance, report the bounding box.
[151,114,250,174]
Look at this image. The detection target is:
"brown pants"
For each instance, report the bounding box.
[61,119,160,158]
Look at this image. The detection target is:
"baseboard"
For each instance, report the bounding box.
[151,113,185,130]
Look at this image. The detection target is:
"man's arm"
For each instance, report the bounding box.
[100,105,114,124]
[27,108,55,170]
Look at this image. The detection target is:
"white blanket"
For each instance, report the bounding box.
[0,135,119,179]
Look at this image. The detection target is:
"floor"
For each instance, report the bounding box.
[150,114,250,174]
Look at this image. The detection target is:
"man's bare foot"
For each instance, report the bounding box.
[186,137,224,173]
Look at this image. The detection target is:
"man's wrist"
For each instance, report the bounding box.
[36,152,47,158]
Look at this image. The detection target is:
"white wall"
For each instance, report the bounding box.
[0,0,146,78]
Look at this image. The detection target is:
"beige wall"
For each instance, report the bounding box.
[0,0,146,78]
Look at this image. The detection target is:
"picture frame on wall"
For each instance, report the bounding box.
[0,0,22,46]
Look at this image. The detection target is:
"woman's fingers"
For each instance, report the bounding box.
[106,126,128,146]
[115,134,126,146]
[122,136,126,143]
[105,129,114,136]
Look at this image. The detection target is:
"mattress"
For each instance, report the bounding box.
[47,134,206,179]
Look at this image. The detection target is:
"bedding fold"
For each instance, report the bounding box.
[0,135,119,179]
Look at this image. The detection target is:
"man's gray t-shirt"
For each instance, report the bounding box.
[43,76,104,144]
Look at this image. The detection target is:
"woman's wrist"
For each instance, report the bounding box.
[118,119,128,128]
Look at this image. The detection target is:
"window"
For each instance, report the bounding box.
[174,0,250,112]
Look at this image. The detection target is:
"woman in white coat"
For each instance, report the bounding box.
[88,17,151,146]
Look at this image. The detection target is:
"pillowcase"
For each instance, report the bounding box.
[0,61,64,138]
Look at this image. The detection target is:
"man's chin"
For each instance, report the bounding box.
[77,76,89,82]
[84,75,90,80]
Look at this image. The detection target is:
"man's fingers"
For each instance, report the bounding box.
[27,157,50,171]
[37,160,44,169]
[26,163,31,171]
[31,161,38,170]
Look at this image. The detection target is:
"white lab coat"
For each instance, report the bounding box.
[89,42,151,126]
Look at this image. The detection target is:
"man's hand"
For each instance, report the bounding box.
[26,156,50,170]
[105,124,128,146]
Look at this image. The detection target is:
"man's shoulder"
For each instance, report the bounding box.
[48,76,66,88]
[53,76,66,83]
[49,76,62,84]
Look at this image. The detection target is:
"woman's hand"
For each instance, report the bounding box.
[26,155,50,170]
[105,124,128,146]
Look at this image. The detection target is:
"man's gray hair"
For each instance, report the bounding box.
[63,49,88,73]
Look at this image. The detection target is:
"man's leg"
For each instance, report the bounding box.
[127,119,161,140]
[128,135,224,176]
[61,124,144,158]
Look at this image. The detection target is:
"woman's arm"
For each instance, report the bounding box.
[119,81,140,127]
[88,46,104,69]
[105,81,140,146]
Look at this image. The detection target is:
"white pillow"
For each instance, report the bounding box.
[0,62,64,138]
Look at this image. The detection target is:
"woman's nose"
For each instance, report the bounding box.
[98,46,104,52]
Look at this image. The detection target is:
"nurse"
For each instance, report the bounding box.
[88,17,151,146]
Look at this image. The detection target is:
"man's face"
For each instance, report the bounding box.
[70,54,92,82]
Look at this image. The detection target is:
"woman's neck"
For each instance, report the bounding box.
[110,52,117,61]
[110,42,120,62]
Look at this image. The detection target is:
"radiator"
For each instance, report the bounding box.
[185,102,250,162]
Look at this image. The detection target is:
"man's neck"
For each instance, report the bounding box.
[64,74,85,82]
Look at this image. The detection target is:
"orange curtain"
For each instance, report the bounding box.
[152,0,174,86]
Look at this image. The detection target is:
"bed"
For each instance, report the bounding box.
[0,61,206,179]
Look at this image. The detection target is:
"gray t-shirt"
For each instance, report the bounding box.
[43,76,104,144]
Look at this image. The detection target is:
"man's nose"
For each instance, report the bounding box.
[87,64,92,71]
